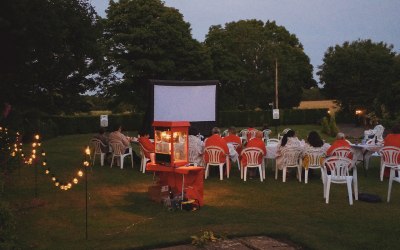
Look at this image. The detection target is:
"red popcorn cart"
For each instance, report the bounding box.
[152,121,190,167]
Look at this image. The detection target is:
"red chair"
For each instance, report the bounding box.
[204,146,229,180]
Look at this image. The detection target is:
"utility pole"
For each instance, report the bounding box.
[275,59,279,109]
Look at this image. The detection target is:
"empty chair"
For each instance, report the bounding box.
[109,140,134,169]
[323,156,354,205]
[227,142,241,171]
[275,147,303,182]
[262,129,272,142]
[239,129,248,144]
[241,147,265,181]
[363,124,385,144]
[90,139,107,167]
[387,166,400,202]
[379,146,400,182]
[204,146,229,180]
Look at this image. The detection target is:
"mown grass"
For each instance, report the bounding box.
[3,125,400,249]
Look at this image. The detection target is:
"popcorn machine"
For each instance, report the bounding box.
[152,121,190,167]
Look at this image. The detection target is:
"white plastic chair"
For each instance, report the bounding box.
[139,143,151,173]
[275,147,303,182]
[241,147,265,182]
[228,142,241,171]
[239,129,248,144]
[109,141,134,169]
[204,146,229,180]
[221,129,229,137]
[267,138,280,145]
[323,156,354,205]
[262,129,272,142]
[363,124,385,143]
[387,166,400,202]
[330,146,358,200]
[90,139,106,167]
[379,146,400,182]
[303,148,325,185]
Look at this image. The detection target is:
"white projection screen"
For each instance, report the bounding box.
[154,85,216,122]
[143,80,219,136]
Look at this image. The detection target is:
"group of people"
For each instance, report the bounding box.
[92,122,400,179]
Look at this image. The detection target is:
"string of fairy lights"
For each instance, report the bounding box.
[1,127,89,191]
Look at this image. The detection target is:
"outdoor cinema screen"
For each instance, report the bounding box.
[154,84,216,122]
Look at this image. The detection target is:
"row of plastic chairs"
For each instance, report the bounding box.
[90,139,134,170]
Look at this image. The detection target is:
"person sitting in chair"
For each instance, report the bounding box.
[109,124,132,153]
[223,126,242,155]
[326,132,352,158]
[138,130,155,159]
[93,127,109,153]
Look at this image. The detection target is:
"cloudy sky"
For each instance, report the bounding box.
[91,0,400,81]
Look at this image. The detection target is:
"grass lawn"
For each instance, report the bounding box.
[3,125,400,249]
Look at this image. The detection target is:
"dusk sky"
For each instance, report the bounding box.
[91,0,400,81]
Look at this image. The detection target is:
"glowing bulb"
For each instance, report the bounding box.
[32,154,36,159]
[45,170,50,174]
[37,142,41,146]
[35,134,40,140]
[32,149,36,154]
[73,178,78,184]
[52,177,56,181]
[42,161,47,166]
[41,152,45,156]
[32,142,37,148]
[78,170,83,177]
[83,161,89,167]
[85,146,91,155]
[55,182,60,187]
[67,183,72,188]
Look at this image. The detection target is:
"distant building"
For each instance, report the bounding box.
[296,100,339,114]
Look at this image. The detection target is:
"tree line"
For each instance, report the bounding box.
[1,0,399,123]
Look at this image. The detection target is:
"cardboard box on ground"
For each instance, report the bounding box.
[147,185,171,203]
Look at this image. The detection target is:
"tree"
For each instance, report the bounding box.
[0,0,103,115]
[204,20,315,110]
[317,39,398,117]
[103,0,213,111]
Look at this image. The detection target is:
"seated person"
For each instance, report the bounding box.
[275,129,302,170]
[223,126,242,154]
[93,127,109,153]
[109,124,132,153]
[303,131,327,171]
[241,131,266,168]
[326,132,352,158]
[204,127,229,167]
[138,130,155,159]
[383,124,400,177]
[188,127,205,166]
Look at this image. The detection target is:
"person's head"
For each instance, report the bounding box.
[307,131,323,147]
[281,129,295,146]
[228,126,237,135]
[139,130,149,138]
[391,124,400,134]
[98,127,106,135]
[261,124,270,131]
[112,123,122,132]
[255,131,263,139]
[189,126,199,136]
[336,132,346,140]
[211,127,220,135]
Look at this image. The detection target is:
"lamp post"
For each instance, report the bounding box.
[84,146,91,240]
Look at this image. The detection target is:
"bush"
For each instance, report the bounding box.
[329,115,339,137]
[321,117,330,135]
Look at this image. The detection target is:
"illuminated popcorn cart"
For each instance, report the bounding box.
[153,121,189,167]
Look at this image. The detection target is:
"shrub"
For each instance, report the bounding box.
[321,117,330,135]
[329,115,339,137]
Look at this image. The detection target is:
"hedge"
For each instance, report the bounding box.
[6,109,328,139]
